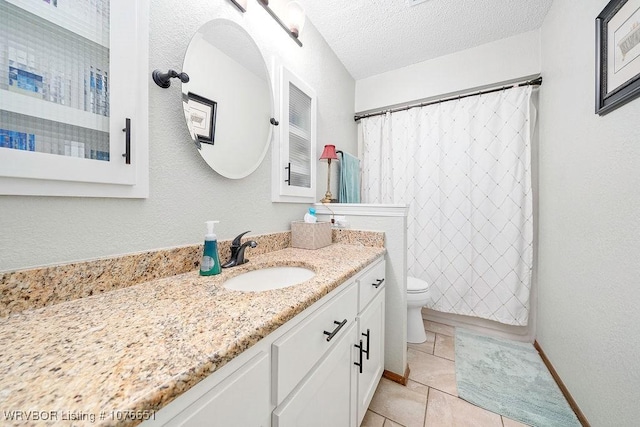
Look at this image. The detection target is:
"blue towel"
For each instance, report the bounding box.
[338,151,361,203]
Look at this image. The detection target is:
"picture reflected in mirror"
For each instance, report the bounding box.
[187,92,217,145]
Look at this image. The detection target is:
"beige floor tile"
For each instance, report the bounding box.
[406,379,429,394]
[501,417,530,427]
[423,320,455,337]
[408,330,436,355]
[424,389,502,427]
[368,377,427,427]
[384,419,405,427]
[407,348,457,396]
[434,334,455,361]
[361,410,385,427]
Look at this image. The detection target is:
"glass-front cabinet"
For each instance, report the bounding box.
[272,65,317,203]
[0,0,149,197]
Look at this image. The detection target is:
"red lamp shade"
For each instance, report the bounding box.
[320,144,338,160]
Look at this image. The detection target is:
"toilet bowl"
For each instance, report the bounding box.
[407,276,430,344]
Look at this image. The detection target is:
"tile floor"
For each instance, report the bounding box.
[363,320,530,427]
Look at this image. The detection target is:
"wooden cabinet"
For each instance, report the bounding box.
[0,0,149,197]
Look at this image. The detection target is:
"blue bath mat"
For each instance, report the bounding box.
[455,328,581,427]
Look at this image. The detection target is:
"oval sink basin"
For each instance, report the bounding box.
[223,266,315,292]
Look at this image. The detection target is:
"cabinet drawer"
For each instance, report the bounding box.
[358,258,386,312]
[164,351,270,427]
[273,282,357,404]
[272,322,356,427]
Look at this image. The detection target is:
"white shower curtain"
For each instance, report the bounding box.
[361,86,534,326]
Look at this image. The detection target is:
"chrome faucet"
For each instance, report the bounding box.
[222,231,257,268]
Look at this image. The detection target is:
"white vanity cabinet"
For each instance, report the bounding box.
[272,281,359,427]
[273,258,386,427]
[145,256,385,427]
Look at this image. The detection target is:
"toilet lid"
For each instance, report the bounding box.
[407,276,429,293]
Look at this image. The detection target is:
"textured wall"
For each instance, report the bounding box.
[537,0,640,424]
[0,0,357,272]
[355,30,541,112]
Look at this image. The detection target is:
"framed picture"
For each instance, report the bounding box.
[596,0,640,115]
[187,92,217,144]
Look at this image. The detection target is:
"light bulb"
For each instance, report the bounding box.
[286,1,305,38]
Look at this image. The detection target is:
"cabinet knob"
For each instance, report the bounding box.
[323,319,347,342]
[372,278,385,288]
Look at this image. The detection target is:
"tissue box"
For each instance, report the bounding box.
[291,221,332,249]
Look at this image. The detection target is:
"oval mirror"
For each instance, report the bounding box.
[182,19,273,179]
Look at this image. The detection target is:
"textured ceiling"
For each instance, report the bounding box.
[296,0,553,80]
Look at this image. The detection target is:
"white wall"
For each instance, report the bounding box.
[355,29,541,112]
[0,0,357,272]
[537,0,640,425]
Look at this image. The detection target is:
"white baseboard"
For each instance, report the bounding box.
[422,308,535,343]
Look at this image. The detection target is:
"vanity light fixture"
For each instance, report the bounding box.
[227,0,305,47]
[320,144,338,203]
[229,0,248,13]
[285,1,305,38]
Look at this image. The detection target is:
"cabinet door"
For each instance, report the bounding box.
[357,258,385,312]
[273,322,357,427]
[356,289,385,426]
[271,65,317,203]
[164,351,271,427]
[272,283,357,404]
[0,0,149,197]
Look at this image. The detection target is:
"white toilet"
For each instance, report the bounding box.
[407,276,430,344]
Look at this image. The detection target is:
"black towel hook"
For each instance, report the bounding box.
[152,69,190,88]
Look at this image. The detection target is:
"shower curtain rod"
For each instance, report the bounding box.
[353,76,542,122]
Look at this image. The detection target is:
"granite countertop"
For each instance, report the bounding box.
[0,243,385,426]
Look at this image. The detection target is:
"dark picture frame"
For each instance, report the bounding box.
[596,0,640,115]
[187,92,217,144]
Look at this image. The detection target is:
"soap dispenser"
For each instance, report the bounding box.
[200,221,221,276]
